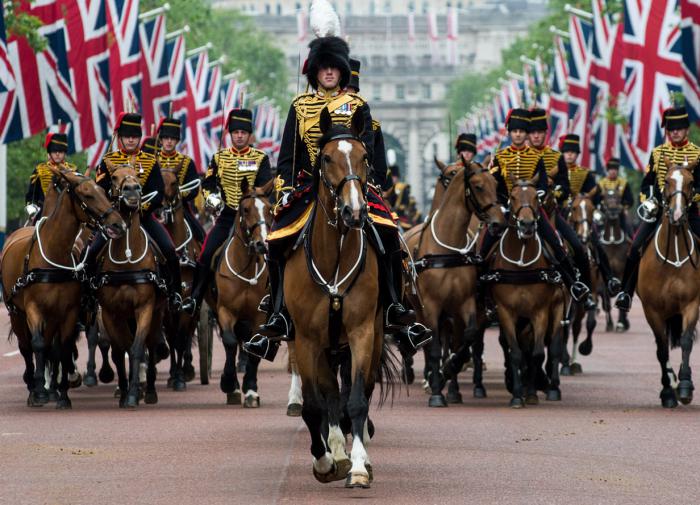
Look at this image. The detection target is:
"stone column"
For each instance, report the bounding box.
[406,106,422,209]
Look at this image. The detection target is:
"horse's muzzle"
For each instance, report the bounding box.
[121,186,141,209]
[517,219,536,239]
[105,221,126,239]
[254,240,267,255]
[341,202,367,229]
[487,220,504,236]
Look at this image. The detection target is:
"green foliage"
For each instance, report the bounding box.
[4,1,46,52]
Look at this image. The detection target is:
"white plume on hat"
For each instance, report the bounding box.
[386,148,397,167]
[310,0,341,38]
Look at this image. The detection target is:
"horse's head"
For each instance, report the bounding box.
[159,165,181,225]
[434,156,460,189]
[317,107,368,230]
[106,160,142,212]
[601,189,622,220]
[237,178,273,255]
[48,164,126,239]
[462,157,505,235]
[508,173,540,239]
[570,189,596,244]
[663,155,697,227]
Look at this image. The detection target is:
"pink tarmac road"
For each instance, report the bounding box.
[0,306,699,505]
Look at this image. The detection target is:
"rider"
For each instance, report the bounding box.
[597,157,634,236]
[26,132,77,222]
[559,133,620,297]
[89,112,183,310]
[181,108,272,315]
[615,105,700,311]
[156,117,206,243]
[477,108,591,303]
[455,133,477,164]
[244,34,430,361]
[385,155,413,229]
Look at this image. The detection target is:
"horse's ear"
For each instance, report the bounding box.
[482,154,492,168]
[434,156,447,173]
[585,186,598,199]
[319,107,333,135]
[350,109,365,138]
[530,172,540,186]
[256,178,275,198]
[240,177,251,196]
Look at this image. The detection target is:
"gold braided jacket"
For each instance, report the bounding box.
[100,150,157,188]
[598,177,628,196]
[493,146,544,193]
[649,141,700,193]
[32,161,77,194]
[158,151,192,185]
[208,147,266,209]
[568,165,591,196]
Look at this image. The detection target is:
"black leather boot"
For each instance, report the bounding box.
[181,262,209,315]
[615,255,639,312]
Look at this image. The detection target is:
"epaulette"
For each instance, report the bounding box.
[345,92,367,105]
[293,92,317,105]
[372,119,381,131]
[249,146,267,158]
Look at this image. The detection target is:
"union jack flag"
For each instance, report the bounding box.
[0,2,17,144]
[139,14,170,130]
[160,33,186,118]
[681,0,700,122]
[210,77,242,150]
[107,0,142,125]
[566,14,593,165]
[548,35,569,148]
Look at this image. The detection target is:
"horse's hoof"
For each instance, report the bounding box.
[48,390,58,402]
[68,373,82,389]
[183,363,195,383]
[660,388,679,408]
[473,386,487,398]
[422,380,430,393]
[428,394,447,408]
[570,363,583,375]
[525,394,539,405]
[578,340,593,356]
[365,463,374,483]
[98,365,115,384]
[345,471,371,489]
[173,379,187,392]
[546,388,562,401]
[334,457,352,480]
[144,390,158,404]
[605,322,614,332]
[126,394,139,408]
[84,373,97,387]
[243,392,260,408]
[616,321,628,333]
[401,366,415,385]
[220,374,238,394]
[446,390,463,404]
[560,365,572,376]
[27,391,48,407]
[677,381,694,405]
[510,397,525,409]
[226,390,241,405]
[56,397,72,409]
[313,461,341,484]
[113,387,121,398]
[286,403,302,417]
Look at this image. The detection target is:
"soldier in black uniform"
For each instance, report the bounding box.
[477,109,591,303]
[25,132,77,222]
[156,117,205,243]
[181,109,272,314]
[615,106,700,311]
[87,112,183,310]
[244,34,430,361]
[455,133,477,164]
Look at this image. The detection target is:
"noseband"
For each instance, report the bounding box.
[236,195,268,251]
[464,166,497,220]
[56,171,116,232]
[509,181,540,228]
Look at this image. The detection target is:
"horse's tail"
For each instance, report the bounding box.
[374,339,401,408]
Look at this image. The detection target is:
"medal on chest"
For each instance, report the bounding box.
[334,102,353,116]
[238,159,257,172]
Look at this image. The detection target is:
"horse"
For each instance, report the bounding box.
[1,165,125,408]
[637,157,700,408]
[160,163,202,390]
[94,162,167,408]
[284,109,396,488]
[487,175,567,407]
[215,178,273,407]
[405,161,505,407]
[598,189,631,332]
[561,191,598,375]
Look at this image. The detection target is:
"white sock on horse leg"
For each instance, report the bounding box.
[350,436,369,475]
[287,371,302,406]
[313,452,334,474]
[327,424,347,462]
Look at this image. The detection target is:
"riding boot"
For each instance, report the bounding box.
[166,256,183,313]
[181,261,209,315]
[595,241,621,295]
[554,253,594,309]
[615,254,640,312]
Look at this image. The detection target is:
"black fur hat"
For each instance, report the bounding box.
[304,36,351,90]
[455,133,477,154]
[529,108,549,132]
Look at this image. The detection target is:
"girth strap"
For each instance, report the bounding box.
[91,269,167,292]
[413,253,477,273]
[480,268,562,285]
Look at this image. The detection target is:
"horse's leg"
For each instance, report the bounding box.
[318,350,350,482]
[643,307,677,408]
[84,320,99,386]
[472,324,487,398]
[578,305,596,358]
[111,346,128,408]
[219,309,241,405]
[677,303,698,405]
[617,308,630,332]
[144,344,158,405]
[287,343,303,416]
[546,318,564,402]
[240,321,261,408]
[56,334,75,409]
[560,305,573,376]
[97,317,115,384]
[126,307,153,408]
[47,338,60,402]
[422,300,446,407]
[526,311,549,405]
[498,328,513,394]
[183,329,195,382]
[26,309,49,406]
[498,310,523,408]
[570,308,583,374]
[602,290,614,332]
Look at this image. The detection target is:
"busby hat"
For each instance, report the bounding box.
[529,108,549,132]
[506,108,531,132]
[455,133,477,154]
[158,117,182,140]
[560,133,581,154]
[348,58,361,91]
[45,132,68,153]
[141,137,159,156]
[661,106,690,130]
[227,109,253,133]
[115,112,143,138]
[304,37,351,90]
[606,157,621,171]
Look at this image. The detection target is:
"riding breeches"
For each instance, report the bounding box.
[198,208,236,270]
[554,213,592,287]
[142,213,181,292]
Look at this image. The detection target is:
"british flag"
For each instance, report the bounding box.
[548,35,569,148]
[681,0,700,122]
[139,14,170,130]
[210,77,242,150]
[0,2,17,144]
[566,14,594,165]
[107,0,142,125]
[160,33,186,119]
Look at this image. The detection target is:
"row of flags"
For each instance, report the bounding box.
[0,1,283,171]
[464,0,700,173]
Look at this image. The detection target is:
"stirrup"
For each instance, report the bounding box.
[258,294,271,313]
[607,277,622,296]
[243,335,280,362]
[181,297,198,316]
[407,322,432,349]
[258,312,291,341]
[169,292,183,312]
[569,281,590,302]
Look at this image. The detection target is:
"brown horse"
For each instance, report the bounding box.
[406,161,505,407]
[1,166,125,408]
[598,189,631,332]
[637,158,700,408]
[160,164,202,390]
[94,163,167,408]
[488,176,567,407]
[215,179,273,407]
[561,191,598,375]
[284,110,393,488]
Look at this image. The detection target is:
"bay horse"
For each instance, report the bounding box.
[598,189,631,332]
[94,163,167,408]
[406,160,505,407]
[487,175,567,407]
[637,157,700,408]
[215,178,273,407]
[285,109,395,488]
[160,163,202,390]
[1,166,125,408]
[561,191,598,375]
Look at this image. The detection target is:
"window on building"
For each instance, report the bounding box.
[384,0,391,13]
[408,1,415,11]
[395,55,408,67]
[373,84,382,101]
[396,84,405,100]
[369,0,376,15]
[422,83,431,100]
[265,4,271,14]
[276,3,282,15]
[295,2,301,10]
[422,1,428,14]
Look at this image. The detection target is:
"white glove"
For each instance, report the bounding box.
[280,191,292,207]
[593,209,604,226]
[25,203,40,219]
[638,198,658,223]
[205,192,223,212]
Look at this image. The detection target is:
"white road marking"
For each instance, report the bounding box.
[3,350,20,357]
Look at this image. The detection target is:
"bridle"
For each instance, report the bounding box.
[159,167,183,225]
[663,169,693,226]
[508,180,540,232]
[234,194,268,252]
[570,196,593,243]
[464,164,497,221]
[54,170,117,234]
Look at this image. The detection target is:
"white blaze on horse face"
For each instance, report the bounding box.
[671,170,684,222]
[579,199,589,239]
[337,140,362,213]
[254,197,268,240]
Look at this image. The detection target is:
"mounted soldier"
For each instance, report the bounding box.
[25,132,76,223]
[87,112,183,311]
[244,32,429,361]
[598,157,634,236]
[181,108,273,315]
[615,105,700,311]
[455,133,477,165]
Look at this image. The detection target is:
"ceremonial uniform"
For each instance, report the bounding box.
[598,157,633,234]
[26,133,76,222]
[616,106,700,310]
